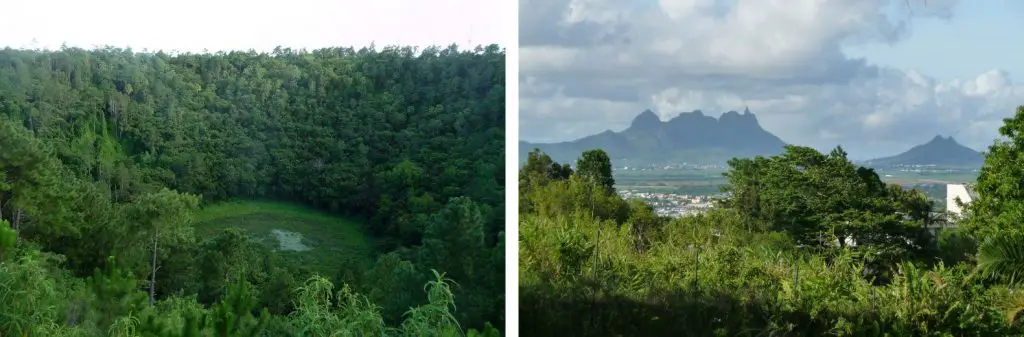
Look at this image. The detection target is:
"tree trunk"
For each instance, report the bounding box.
[13,208,21,245]
[149,234,158,306]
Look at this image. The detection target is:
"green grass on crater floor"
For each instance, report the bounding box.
[194,200,374,276]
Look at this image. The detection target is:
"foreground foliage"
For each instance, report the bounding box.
[520,106,1024,337]
[0,239,499,336]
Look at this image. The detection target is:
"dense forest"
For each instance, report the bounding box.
[519,106,1024,336]
[0,44,504,336]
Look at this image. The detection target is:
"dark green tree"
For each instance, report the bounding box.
[574,149,615,192]
[964,106,1024,286]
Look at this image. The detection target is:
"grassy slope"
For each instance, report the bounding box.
[194,200,374,276]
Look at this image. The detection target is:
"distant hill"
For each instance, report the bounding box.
[865,135,983,168]
[520,108,787,165]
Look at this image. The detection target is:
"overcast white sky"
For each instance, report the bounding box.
[1,0,506,53]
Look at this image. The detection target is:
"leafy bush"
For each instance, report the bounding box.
[519,147,1024,336]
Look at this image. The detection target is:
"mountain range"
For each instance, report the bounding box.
[863,135,984,168]
[519,108,787,165]
[521,108,986,168]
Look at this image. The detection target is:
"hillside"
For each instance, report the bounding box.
[866,135,984,167]
[520,108,787,165]
[0,45,504,335]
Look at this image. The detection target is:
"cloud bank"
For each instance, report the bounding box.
[519,0,1024,159]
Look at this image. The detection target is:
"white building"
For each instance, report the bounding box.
[946,183,976,217]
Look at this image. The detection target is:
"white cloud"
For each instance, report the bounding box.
[521,0,947,79]
[1,0,506,53]
[964,70,1011,96]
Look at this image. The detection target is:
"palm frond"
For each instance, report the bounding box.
[974,230,1024,285]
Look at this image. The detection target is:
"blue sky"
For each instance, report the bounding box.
[845,0,1024,82]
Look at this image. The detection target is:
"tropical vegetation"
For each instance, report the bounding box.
[0,44,504,336]
[519,106,1024,336]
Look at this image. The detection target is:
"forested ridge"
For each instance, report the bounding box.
[520,106,1024,336]
[0,44,504,336]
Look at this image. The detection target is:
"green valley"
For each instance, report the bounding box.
[195,201,374,276]
[0,44,505,337]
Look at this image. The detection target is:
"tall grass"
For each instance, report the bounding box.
[520,210,1020,336]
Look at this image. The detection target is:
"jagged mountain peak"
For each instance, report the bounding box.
[927,134,956,144]
[715,110,760,130]
[630,109,661,129]
[521,107,787,165]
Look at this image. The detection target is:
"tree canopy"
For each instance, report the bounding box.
[961,106,1024,240]
[0,44,505,336]
[723,145,938,280]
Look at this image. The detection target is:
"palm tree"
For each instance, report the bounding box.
[972,230,1024,324]
[974,230,1024,285]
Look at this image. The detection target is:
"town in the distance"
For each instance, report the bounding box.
[522,108,985,222]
